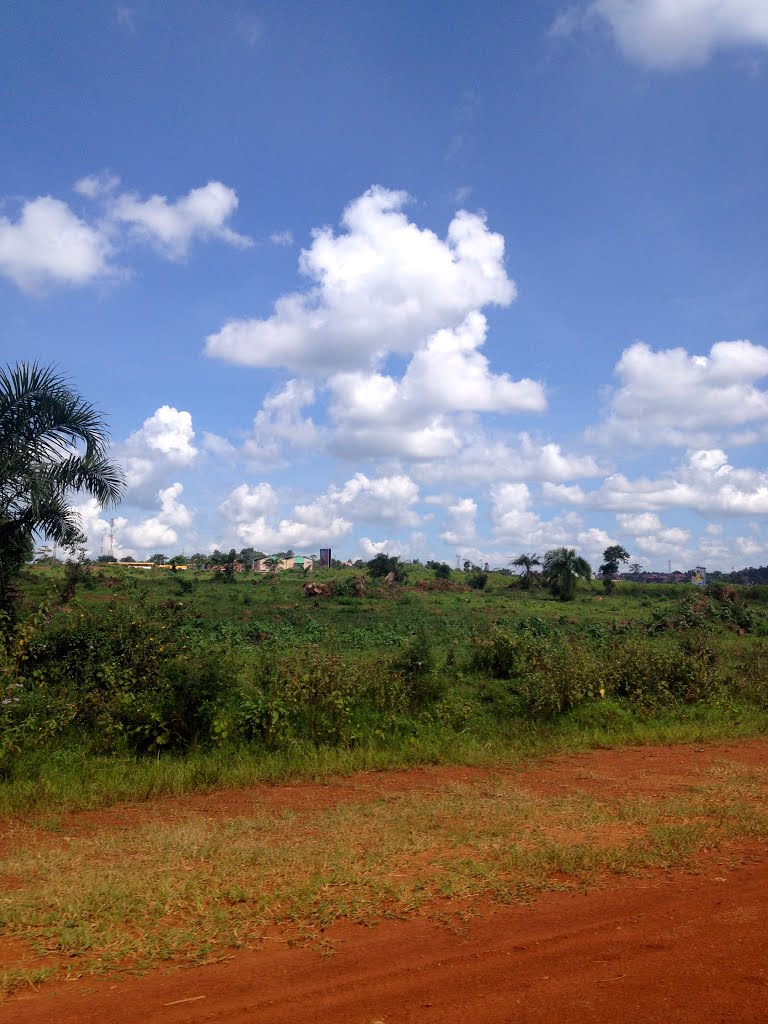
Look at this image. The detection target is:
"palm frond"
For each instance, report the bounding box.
[0,362,125,571]
[42,454,126,507]
[0,362,112,464]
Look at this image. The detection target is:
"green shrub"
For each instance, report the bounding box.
[605,634,726,706]
[234,649,408,747]
[390,631,443,709]
[334,575,367,598]
[648,591,762,635]
[469,628,547,680]
[732,641,768,708]
[60,559,94,603]
[367,554,407,582]
[511,641,605,718]
[11,602,239,753]
[469,626,735,719]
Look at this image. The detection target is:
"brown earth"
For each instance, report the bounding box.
[1,738,767,1024]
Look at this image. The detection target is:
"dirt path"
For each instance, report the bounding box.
[1,739,766,1023]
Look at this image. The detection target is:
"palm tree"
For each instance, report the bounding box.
[510,552,540,589]
[542,547,592,602]
[0,362,125,617]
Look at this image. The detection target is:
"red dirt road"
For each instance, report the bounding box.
[1,740,767,1024]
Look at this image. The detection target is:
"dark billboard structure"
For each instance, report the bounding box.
[319,548,332,568]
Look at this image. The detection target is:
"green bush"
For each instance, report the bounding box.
[469,628,548,680]
[512,641,605,718]
[469,626,736,719]
[334,575,367,598]
[390,631,443,709]
[367,553,407,582]
[732,641,768,708]
[234,649,407,747]
[5,567,768,773]
[604,634,726,707]
[9,602,239,753]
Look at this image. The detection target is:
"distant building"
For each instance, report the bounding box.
[255,555,313,573]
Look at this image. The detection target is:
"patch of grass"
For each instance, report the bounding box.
[0,699,766,816]
[0,967,56,997]
[0,696,765,815]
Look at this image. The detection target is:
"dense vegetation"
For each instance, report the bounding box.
[1,561,767,811]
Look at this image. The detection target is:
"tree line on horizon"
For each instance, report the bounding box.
[2,361,766,624]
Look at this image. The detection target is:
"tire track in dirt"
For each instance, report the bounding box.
[1,845,765,1024]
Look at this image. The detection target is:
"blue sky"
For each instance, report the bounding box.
[2,0,768,569]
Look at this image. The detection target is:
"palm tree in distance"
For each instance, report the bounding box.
[542,547,592,602]
[0,362,125,618]
[510,552,540,589]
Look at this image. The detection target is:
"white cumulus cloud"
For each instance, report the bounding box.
[69,499,130,559]
[292,472,421,529]
[358,537,413,559]
[487,482,592,554]
[560,0,768,69]
[242,379,322,467]
[109,181,252,259]
[439,498,478,545]
[157,482,192,527]
[120,406,198,493]
[329,417,462,461]
[616,511,663,533]
[0,197,112,293]
[595,448,768,515]
[205,185,516,373]
[117,484,192,554]
[218,483,279,522]
[490,483,545,541]
[216,471,422,553]
[233,514,352,553]
[576,527,618,565]
[0,177,250,294]
[122,517,179,552]
[125,406,197,464]
[415,433,599,485]
[591,340,768,448]
[327,312,546,459]
[615,511,690,556]
[735,534,765,557]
